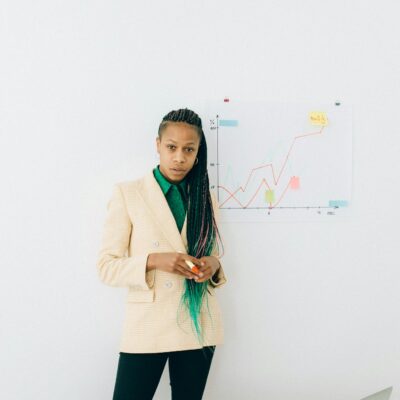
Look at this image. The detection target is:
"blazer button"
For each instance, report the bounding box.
[153,241,159,247]
[164,280,173,288]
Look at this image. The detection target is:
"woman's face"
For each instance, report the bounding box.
[156,122,201,184]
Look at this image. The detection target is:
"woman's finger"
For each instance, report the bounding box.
[194,266,212,283]
[177,252,203,271]
[176,265,196,279]
[187,255,204,267]
[177,261,198,278]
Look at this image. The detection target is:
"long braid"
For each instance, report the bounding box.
[158,108,223,350]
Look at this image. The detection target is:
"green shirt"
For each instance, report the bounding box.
[153,165,188,232]
[153,165,221,284]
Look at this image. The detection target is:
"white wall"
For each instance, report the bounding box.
[1,1,399,399]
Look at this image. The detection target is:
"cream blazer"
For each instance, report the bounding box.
[96,169,227,353]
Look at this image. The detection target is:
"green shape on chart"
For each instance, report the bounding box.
[265,190,275,203]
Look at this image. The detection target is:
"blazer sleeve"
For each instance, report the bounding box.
[96,183,154,290]
[209,191,227,288]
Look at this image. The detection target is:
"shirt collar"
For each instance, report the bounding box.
[153,165,188,197]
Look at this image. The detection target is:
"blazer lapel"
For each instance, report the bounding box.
[138,170,188,253]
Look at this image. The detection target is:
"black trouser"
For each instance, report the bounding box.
[112,346,216,400]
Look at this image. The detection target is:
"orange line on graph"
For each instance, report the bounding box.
[219,177,293,208]
[218,126,325,208]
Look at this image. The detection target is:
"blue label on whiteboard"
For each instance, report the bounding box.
[219,119,238,127]
[329,200,349,207]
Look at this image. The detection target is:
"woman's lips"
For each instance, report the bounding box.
[171,168,186,174]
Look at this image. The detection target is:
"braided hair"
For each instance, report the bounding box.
[158,108,224,349]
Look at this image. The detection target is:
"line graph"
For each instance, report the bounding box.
[218,123,325,208]
[204,99,352,220]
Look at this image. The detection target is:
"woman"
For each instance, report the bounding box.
[97,108,227,399]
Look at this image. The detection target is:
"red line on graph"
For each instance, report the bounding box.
[219,177,293,208]
[218,126,325,208]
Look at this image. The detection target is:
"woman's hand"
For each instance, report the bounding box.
[192,256,220,283]
[146,252,204,280]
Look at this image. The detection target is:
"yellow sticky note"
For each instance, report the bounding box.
[309,111,328,126]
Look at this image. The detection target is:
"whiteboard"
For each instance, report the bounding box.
[204,99,353,222]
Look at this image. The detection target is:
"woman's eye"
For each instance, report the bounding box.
[166,145,194,152]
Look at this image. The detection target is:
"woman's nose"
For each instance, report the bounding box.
[174,151,186,162]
